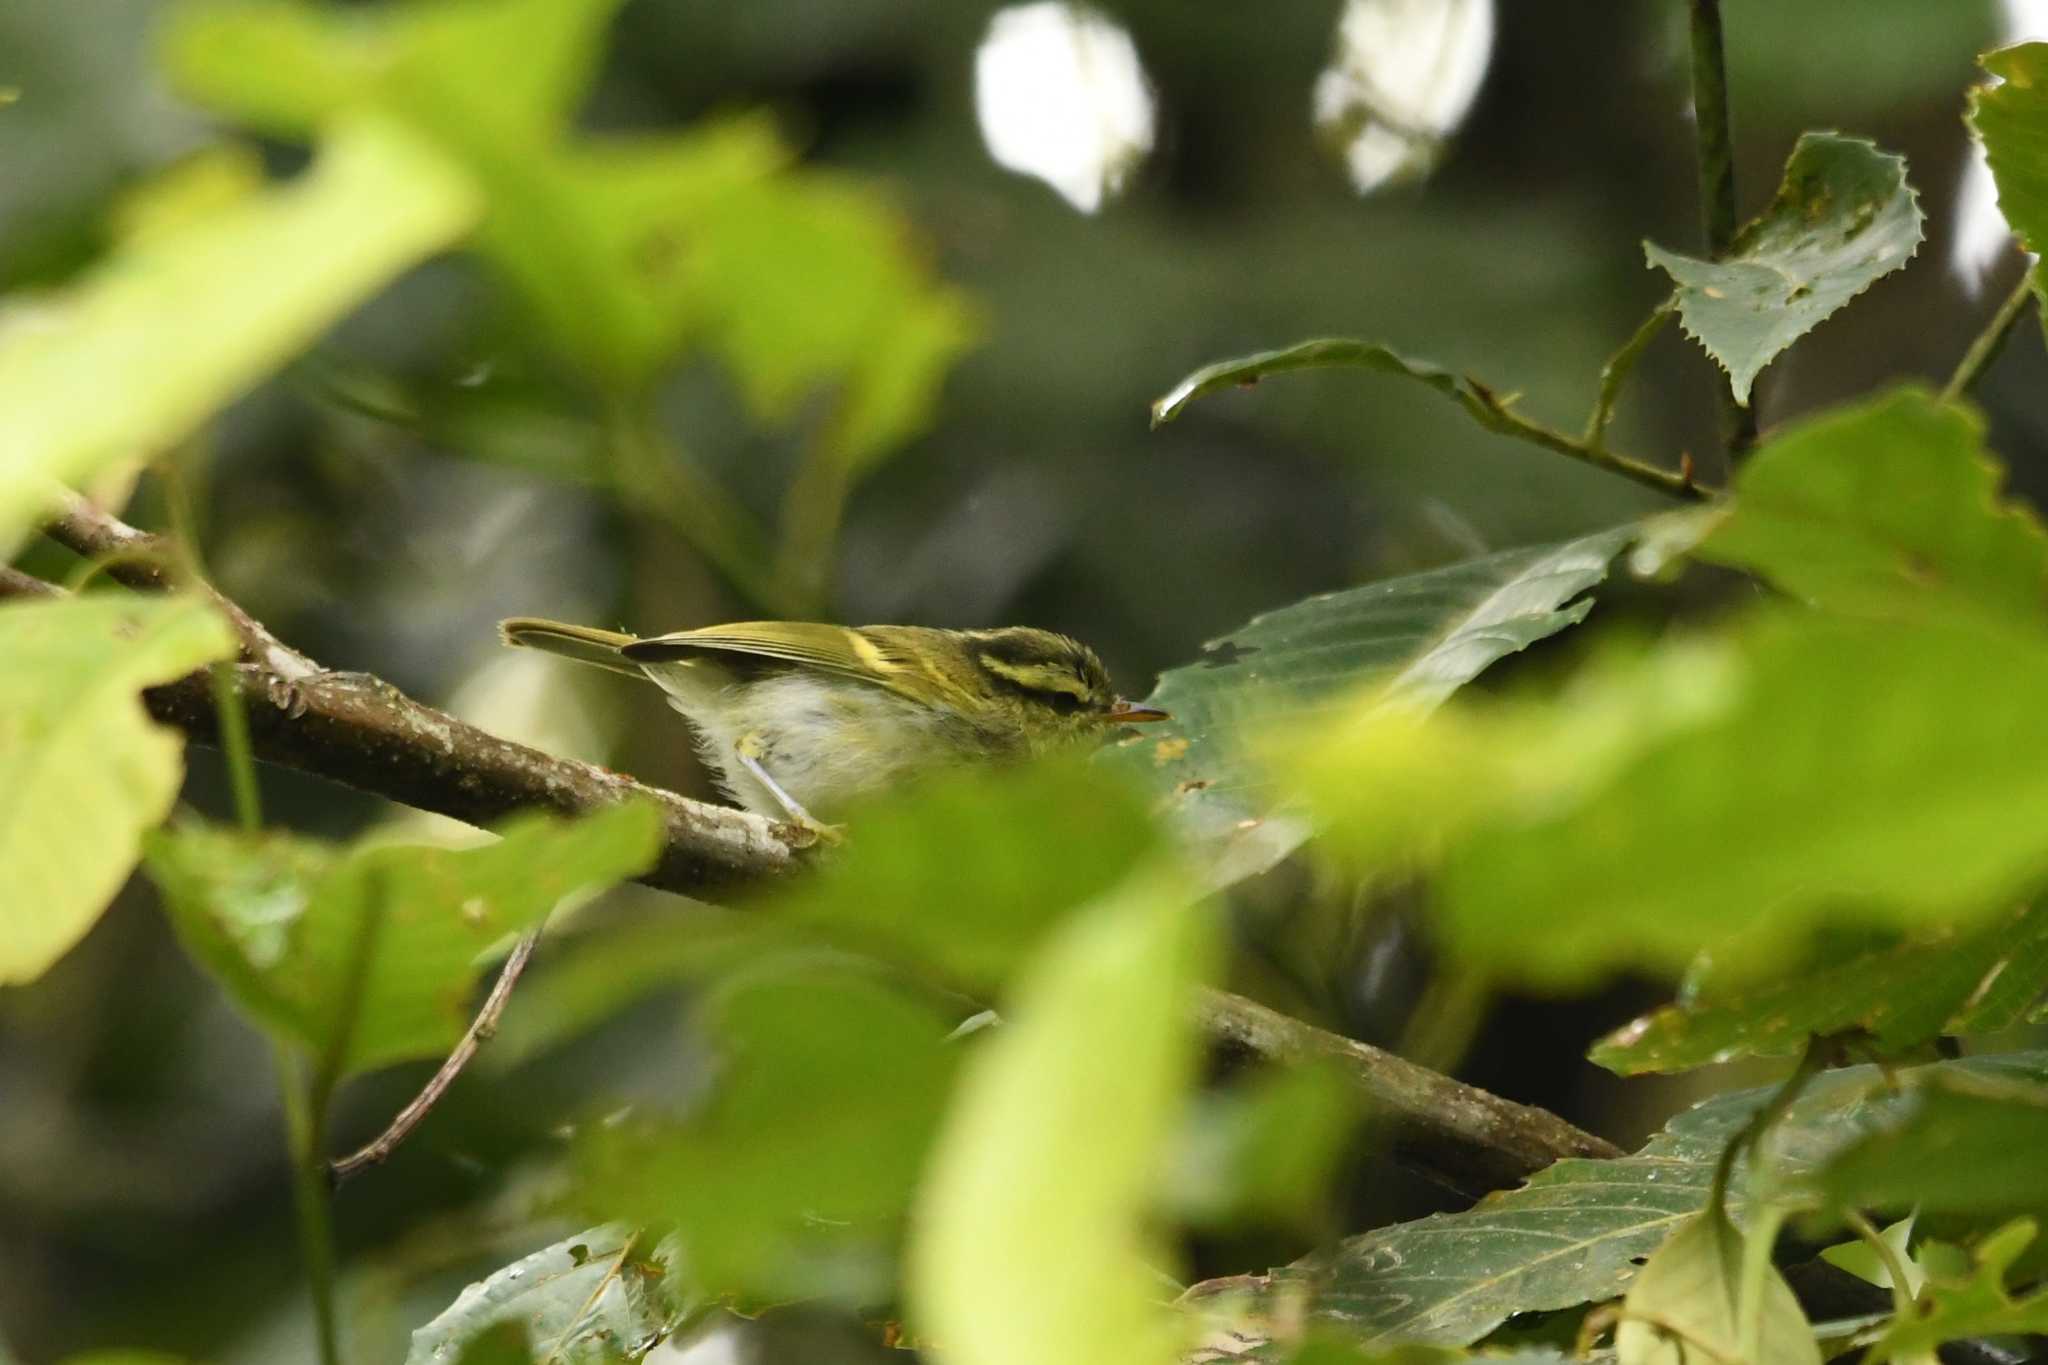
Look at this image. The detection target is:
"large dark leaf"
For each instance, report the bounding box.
[1176,1055,2048,1355]
[1593,900,2048,1075]
[1103,527,1635,885]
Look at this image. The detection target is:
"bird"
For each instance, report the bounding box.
[499,617,1168,840]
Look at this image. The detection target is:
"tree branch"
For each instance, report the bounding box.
[1200,988,1621,1196]
[9,509,1619,1197]
[21,504,799,895]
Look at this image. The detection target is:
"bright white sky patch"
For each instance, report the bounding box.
[974,3,1156,213]
[1313,0,1495,194]
[1952,0,2048,289]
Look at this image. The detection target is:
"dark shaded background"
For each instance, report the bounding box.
[1,1,2039,1360]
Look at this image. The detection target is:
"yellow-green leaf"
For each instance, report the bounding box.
[1972,44,2048,256]
[0,594,235,984]
[0,113,479,541]
[1614,1205,1820,1365]
[910,867,1216,1365]
[1698,389,2048,621]
[148,802,659,1075]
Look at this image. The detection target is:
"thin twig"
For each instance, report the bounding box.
[1686,0,1758,460]
[1587,300,1677,449]
[1463,378,1709,500]
[1943,264,2038,404]
[1152,339,1710,501]
[330,926,543,1184]
[1710,1036,1828,1212]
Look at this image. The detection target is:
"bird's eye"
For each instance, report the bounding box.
[1042,690,1083,714]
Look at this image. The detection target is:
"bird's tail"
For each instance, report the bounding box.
[499,616,645,678]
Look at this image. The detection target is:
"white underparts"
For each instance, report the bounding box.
[636,661,982,819]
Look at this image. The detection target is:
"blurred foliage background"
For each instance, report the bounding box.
[1,0,2041,1360]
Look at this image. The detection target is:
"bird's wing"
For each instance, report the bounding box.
[621,622,966,704]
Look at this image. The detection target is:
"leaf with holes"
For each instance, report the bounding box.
[1101,526,1635,886]
[1646,133,1921,405]
[404,1225,684,1365]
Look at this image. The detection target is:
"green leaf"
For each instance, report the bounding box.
[482,905,765,1071]
[163,0,621,142]
[1151,338,1495,429]
[1864,1218,2048,1362]
[579,966,959,1305]
[1972,44,2048,256]
[466,127,783,391]
[148,802,659,1076]
[404,1226,680,1365]
[1148,341,1661,497]
[1175,1055,2048,1353]
[1645,133,1922,405]
[488,761,1161,1061]
[909,868,1218,1365]
[164,0,974,429]
[1293,609,2048,988]
[1591,900,2048,1075]
[1794,1068,2048,1221]
[762,758,1160,991]
[1821,1216,1924,1299]
[683,172,979,470]
[170,0,779,390]
[0,113,479,542]
[0,594,235,985]
[1613,1205,1820,1365]
[1697,389,2048,621]
[1103,526,1635,885]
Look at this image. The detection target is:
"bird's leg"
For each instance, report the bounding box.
[734,732,845,847]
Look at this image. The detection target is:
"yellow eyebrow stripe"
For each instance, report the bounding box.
[980,654,1089,697]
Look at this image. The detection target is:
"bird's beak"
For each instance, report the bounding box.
[1107,698,1170,724]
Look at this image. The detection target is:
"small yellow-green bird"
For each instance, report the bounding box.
[500,617,1167,838]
